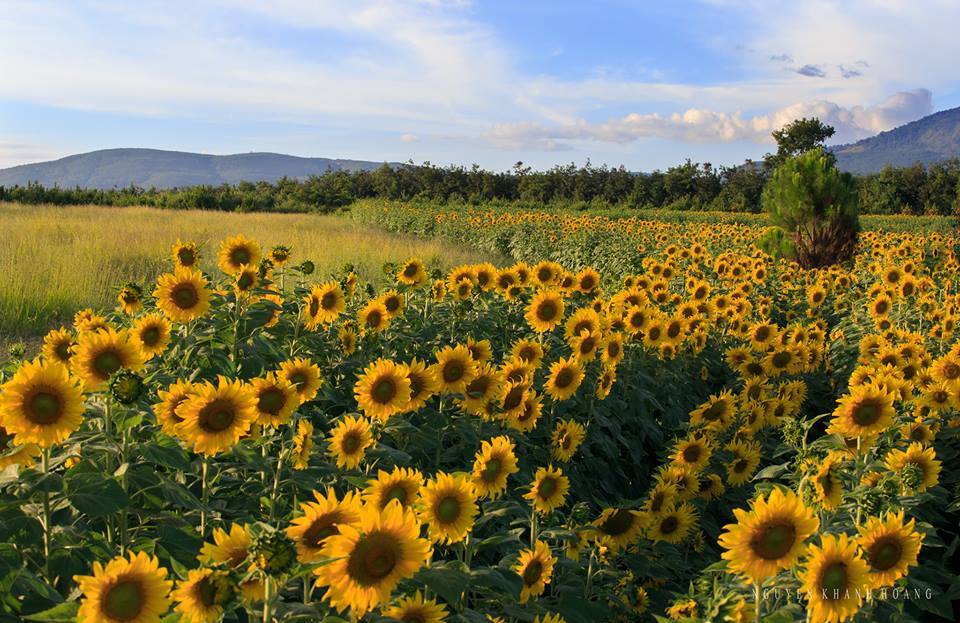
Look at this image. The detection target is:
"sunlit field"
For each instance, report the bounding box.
[0,202,498,342]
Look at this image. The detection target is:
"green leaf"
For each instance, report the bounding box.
[23,601,78,622]
[414,562,470,606]
[65,471,128,517]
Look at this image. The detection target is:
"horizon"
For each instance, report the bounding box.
[2,1,959,171]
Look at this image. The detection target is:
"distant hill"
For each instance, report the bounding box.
[0,148,396,189]
[833,107,960,174]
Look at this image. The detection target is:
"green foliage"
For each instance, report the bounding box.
[766,117,836,169]
[757,227,797,260]
[762,148,860,267]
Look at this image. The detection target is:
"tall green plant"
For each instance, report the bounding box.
[761,148,860,267]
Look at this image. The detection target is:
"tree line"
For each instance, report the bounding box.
[2,120,959,215]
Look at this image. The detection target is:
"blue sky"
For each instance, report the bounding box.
[1,0,957,170]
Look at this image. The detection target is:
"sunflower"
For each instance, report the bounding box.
[525,465,569,514]
[304,282,345,329]
[884,442,941,491]
[397,258,428,286]
[666,600,698,621]
[291,419,313,470]
[328,415,373,469]
[354,358,412,421]
[400,357,440,413]
[593,507,647,551]
[725,439,761,486]
[73,308,110,333]
[857,510,923,588]
[718,487,820,582]
[544,357,584,402]
[659,465,701,501]
[515,540,556,603]
[569,328,602,362]
[460,363,503,416]
[531,260,562,287]
[551,419,586,462]
[830,382,895,439]
[688,392,733,432]
[314,501,432,616]
[812,453,844,510]
[71,328,144,391]
[419,472,478,544]
[339,326,358,355]
[0,426,40,469]
[647,503,696,544]
[575,267,601,293]
[171,239,200,268]
[175,377,257,456]
[526,290,566,333]
[383,591,448,623]
[500,357,535,385]
[153,380,195,437]
[378,290,406,319]
[278,358,323,402]
[117,283,144,315]
[510,339,545,368]
[601,332,625,366]
[131,314,172,360]
[359,299,391,333]
[432,345,478,394]
[698,473,726,501]
[171,568,232,623]
[198,524,263,603]
[0,359,84,448]
[233,264,258,295]
[364,466,424,510]
[250,373,299,427]
[506,390,543,432]
[643,481,678,516]
[286,488,363,563]
[217,234,261,275]
[471,435,519,499]
[799,534,869,623]
[499,380,530,420]
[671,435,712,472]
[41,327,75,365]
[74,551,173,623]
[154,267,211,323]
[595,365,616,400]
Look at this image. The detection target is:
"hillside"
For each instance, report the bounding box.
[0,148,395,189]
[833,106,960,174]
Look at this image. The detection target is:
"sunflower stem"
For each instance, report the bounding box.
[754,580,763,620]
[530,507,538,548]
[262,575,272,623]
[40,447,52,582]
[302,574,312,604]
[269,445,286,525]
[200,456,210,537]
[120,427,130,555]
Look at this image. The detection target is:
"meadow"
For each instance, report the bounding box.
[0,198,957,623]
[0,202,497,345]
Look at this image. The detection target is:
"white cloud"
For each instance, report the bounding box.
[488,89,933,149]
[399,133,420,143]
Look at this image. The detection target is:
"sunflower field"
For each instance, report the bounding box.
[1,211,959,623]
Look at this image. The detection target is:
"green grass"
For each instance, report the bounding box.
[0,202,499,346]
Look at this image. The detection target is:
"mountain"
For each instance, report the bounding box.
[0,148,396,189]
[833,107,960,174]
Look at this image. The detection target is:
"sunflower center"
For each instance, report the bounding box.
[522,561,543,586]
[308,297,320,317]
[755,326,770,341]
[436,496,461,523]
[386,485,408,505]
[230,247,251,266]
[303,515,341,548]
[818,471,834,495]
[537,476,558,500]
[289,372,306,389]
[348,532,399,585]
[819,562,848,597]
[441,361,465,383]
[600,509,635,536]
[659,516,679,535]
[536,301,558,322]
[140,326,160,346]
[258,387,286,415]
[91,349,123,377]
[55,341,72,360]
[384,297,400,313]
[482,458,502,483]
[178,248,196,266]
[771,352,791,368]
[342,431,362,454]
[366,310,383,328]
[101,579,145,621]
[172,283,199,309]
[650,492,666,513]
[560,434,572,450]
[868,537,903,571]
[750,522,796,560]
[701,402,725,421]
[579,337,596,354]
[607,342,620,358]
[503,386,524,411]
[27,390,63,424]
[943,363,960,379]
[682,445,701,463]
[237,272,255,290]
[402,613,426,623]
[195,576,218,607]
[466,376,490,399]
[852,402,880,426]
[320,292,338,310]
[199,400,236,432]
[574,321,591,335]
[403,263,418,278]
[555,368,574,389]
[372,377,398,404]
